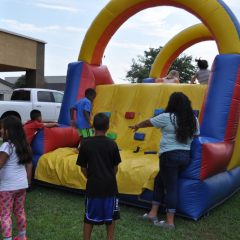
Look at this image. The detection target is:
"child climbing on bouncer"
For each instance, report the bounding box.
[70,88,96,138]
[24,109,58,145]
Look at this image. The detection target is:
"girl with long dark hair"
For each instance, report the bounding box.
[129,92,199,229]
[0,116,32,240]
[191,59,210,84]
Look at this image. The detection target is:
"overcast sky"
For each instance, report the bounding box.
[1,0,239,83]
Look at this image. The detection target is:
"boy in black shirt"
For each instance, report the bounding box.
[77,113,121,240]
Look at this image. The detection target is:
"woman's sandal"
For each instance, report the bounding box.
[154,220,175,229]
[142,213,158,222]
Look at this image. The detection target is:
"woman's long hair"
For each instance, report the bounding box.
[165,92,197,143]
[1,116,32,164]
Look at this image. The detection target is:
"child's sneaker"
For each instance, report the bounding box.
[13,237,27,240]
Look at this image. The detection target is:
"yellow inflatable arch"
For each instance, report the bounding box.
[79,0,240,65]
[150,24,214,78]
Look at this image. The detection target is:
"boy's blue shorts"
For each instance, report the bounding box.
[84,197,120,225]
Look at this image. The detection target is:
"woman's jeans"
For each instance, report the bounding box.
[152,150,190,213]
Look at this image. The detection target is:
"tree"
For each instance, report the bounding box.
[14,74,27,88]
[126,47,197,83]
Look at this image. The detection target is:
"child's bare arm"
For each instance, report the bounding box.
[70,108,76,127]
[81,167,88,178]
[191,75,197,84]
[175,78,180,83]
[0,152,9,168]
[155,78,163,83]
[83,110,91,126]
[25,161,33,186]
[43,122,59,128]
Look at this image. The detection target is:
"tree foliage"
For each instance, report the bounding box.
[14,75,27,88]
[126,47,197,83]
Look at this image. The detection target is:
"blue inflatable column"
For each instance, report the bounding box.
[58,62,84,125]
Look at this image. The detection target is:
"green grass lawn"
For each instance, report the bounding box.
[20,185,240,240]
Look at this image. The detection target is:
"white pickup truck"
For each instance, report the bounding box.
[0,88,64,123]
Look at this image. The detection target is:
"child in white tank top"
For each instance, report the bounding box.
[0,116,32,240]
[155,70,180,84]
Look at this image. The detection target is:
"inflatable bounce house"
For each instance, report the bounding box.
[33,0,240,220]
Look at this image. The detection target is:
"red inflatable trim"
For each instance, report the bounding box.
[200,142,234,180]
[90,64,114,85]
[76,63,96,100]
[43,127,80,153]
[76,63,114,100]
